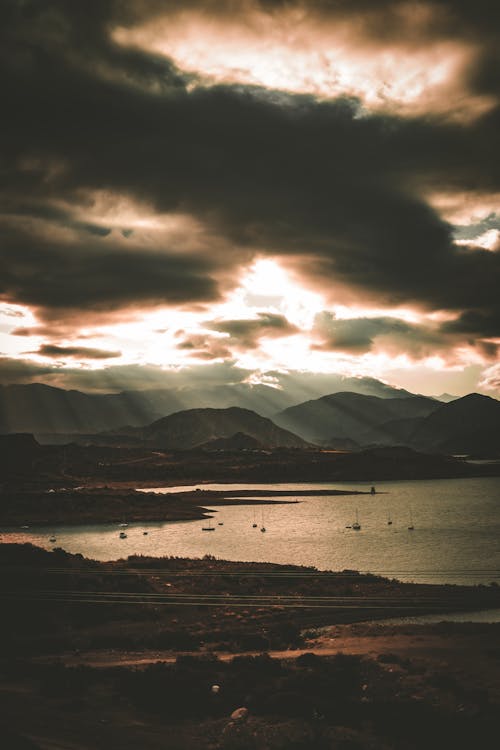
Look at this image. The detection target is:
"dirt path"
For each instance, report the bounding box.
[40,631,496,671]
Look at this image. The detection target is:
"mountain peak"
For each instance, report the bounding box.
[456,392,498,403]
[142,406,309,449]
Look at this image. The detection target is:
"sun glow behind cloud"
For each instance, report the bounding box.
[113,9,493,121]
[2,2,499,400]
[4,257,487,387]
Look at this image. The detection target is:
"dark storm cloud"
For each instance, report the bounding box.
[208,313,299,348]
[1,0,500,341]
[174,313,298,359]
[0,355,251,392]
[176,334,233,361]
[36,344,122,360]
[313,312,451,358]
[0,219,220,317]
[441,309,500,339]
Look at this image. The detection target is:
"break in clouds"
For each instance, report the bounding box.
[1,0,500,395]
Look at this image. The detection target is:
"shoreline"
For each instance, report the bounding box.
[0,486,370,527]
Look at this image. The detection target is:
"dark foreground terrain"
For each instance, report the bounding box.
[1,544,500,749]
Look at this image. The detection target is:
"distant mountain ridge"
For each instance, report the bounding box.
[274,391,439,444]
[0,377,423,437]
[409,393,500,456]
[1,382,498,456]
[275,391,500,457]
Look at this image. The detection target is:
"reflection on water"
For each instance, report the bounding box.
[1,477,500,585]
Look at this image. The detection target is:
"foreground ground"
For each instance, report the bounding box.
[1,544,499,749]
[1,623,500,750]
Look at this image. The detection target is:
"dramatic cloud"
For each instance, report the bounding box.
[313,310,499,364]
[1,0,499,395]
[36,345,122,360]
[115,0,499,120]
[313,312,446,357]
[0,212,228,320]
[479,363,500,392]
[208,313,299,348]
[0,355,251,393]
[175,333,233,361]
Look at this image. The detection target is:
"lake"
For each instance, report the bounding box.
[1,477,499,585]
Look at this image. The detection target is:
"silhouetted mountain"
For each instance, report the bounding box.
[0,384,164,435]
[408,393,500,455]
[139,407,309,449]
[275,392,439,444]
[318,437,361,452]
[198,432,265,451]
[0,378,426,437]
[358,416,428,446]
[435,393,458,403]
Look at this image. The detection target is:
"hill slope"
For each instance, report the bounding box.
[140,407,310,449]
[0,377,414,437]
[274,391,439,444]
[408,393,500,455]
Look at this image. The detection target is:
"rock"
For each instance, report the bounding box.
[230,707,249,721]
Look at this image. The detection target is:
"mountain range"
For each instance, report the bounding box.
[0,381,498,457]
[275,392,500,457]
[0,377,419,436]
[101,392,500,456]
[274,392,439,444]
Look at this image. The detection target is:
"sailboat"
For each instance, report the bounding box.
[252,507,258,528]
[387,511,393,526]
[408,508,415,530]
[260,508,266,533]
[352,508,361,531]
[202,517,215,531]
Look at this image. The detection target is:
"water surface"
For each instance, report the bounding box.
[2,477,499,585]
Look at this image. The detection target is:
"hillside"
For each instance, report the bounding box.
[197,431,265,451]
[0,383,164,434]
[274,391,439,444]
[408,393,500,455]
[0,433,41,476]
[140,407,310,449]
[0,377,414,437]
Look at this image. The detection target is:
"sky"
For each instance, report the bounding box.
[1,0,500,398]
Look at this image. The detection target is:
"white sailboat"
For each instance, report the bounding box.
[202,517,215,531]
[352,508,361,531]
[408,508,415,530]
